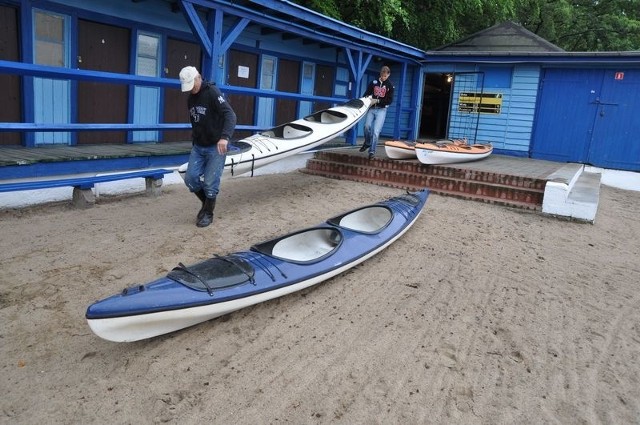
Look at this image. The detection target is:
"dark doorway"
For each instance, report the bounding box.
[276,58,300,125]
[163,38,202,142]
[313,64,334,112]
[0,5,21,145]
[227,49,258,139]
[77,20,130,144]
[419,73,452,140]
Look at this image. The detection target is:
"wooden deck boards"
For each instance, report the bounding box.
[0,142,193,167]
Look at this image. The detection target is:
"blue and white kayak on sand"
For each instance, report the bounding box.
[86,189,429,342]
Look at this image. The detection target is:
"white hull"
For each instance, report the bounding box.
[179,97,371,178]
[415,145,492,165]
[384,142,416,160]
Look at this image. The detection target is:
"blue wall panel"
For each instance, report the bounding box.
[53,0,190,32]
[531,69,603,162]
[132,86,160,142]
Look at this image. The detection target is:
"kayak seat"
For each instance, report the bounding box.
[251,227,342,264]
[261,123,313,139]
[167,256,255,292]
[327,205,392,234]
[228,140,253,154]
[303,110,348,124]
[344,98,365,109]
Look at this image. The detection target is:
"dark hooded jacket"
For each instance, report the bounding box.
[187,82,236,147]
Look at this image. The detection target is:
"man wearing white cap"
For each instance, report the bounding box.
[179,66,237,228]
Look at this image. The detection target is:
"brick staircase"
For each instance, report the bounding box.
[301,150,547,210]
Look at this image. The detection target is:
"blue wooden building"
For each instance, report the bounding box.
[0,0,423,150]
[1,3,639,176]
[422,22,640,172]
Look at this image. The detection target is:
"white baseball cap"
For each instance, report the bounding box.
[179,66,199,92]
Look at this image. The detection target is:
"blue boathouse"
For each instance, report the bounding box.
[1,3,639,177]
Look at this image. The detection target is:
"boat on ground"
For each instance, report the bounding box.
[384,140,417,159]
[179,97,371,178]
[86,189,429,342]
[415,139,493,165]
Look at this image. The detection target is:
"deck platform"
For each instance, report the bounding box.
[0,141,601,222]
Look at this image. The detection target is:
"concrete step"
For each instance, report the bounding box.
[542,165,601,222]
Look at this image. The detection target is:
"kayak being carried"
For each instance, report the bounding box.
[179,97,372,178]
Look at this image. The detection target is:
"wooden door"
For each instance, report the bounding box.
[275,59,300,125]
[77,20,130,144]
[227,49,258,139]
[0,5,21,145]
[162,38,201,142]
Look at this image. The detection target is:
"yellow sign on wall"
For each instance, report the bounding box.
[458,92,502,114]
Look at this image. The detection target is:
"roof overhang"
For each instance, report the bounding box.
[187,0,426,63]
[422,51,640,66]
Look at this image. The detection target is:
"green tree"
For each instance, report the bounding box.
[292,0,640,51]
[546,0,640,51]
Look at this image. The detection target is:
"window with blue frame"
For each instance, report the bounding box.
[34,11,66,67]
[136,33,160,77]
[335,67,349,97]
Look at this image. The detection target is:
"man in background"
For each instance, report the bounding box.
[360,65,394,159]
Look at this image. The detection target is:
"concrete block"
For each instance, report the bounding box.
[145,177,163,197]
[72,187,95,208]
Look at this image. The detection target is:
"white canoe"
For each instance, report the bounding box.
[415,140,493,165]
[179,97,371,178]
[384,140,417,159]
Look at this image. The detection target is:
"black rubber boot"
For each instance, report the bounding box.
[194,189,206,220]
[196,197,216,228]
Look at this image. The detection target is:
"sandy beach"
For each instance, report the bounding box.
[1,171,639,424]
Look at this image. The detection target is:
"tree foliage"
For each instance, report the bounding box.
[292,0,640,51]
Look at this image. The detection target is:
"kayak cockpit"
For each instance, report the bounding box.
[251,227,342,264]
[260,123,313,139]
[327,205,392,233]
[303,109,348,124]
[166,256,255,293]
[228,140,253,154]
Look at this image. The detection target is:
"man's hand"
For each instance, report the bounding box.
[217,139,229,155]
[371,98,379,105]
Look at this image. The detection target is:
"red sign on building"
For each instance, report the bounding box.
[614,72,625,80]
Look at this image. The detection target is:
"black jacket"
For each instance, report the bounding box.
[363,78,394,108]
[187,82,237,147]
